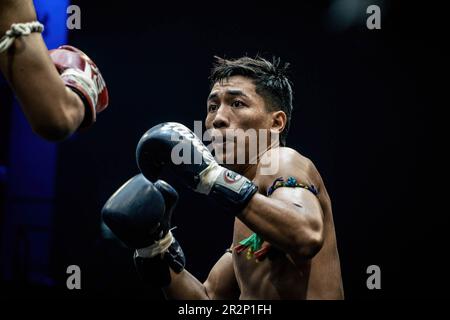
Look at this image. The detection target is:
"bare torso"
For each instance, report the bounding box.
[232,153,344,300]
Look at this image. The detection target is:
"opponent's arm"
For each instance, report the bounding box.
[0,0,83,140]
[0,1,108,140]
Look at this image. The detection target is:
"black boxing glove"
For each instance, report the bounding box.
[101,174,185,287]
[136,122,258,214]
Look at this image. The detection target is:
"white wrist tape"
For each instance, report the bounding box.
[61,68,99,108]
[195,162,224,195]
[0,21,44,53]
[135,230,174,258]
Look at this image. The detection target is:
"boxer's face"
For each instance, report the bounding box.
[205,75,281,169]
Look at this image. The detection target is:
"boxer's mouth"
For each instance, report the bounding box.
[211,136,236,146]
[211,131,236,145]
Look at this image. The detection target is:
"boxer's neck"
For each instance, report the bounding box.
[224,144,276,180]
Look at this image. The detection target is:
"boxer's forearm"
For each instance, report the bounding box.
[163,269,210,300]
[0,4,85,140]
[239,193,324,259]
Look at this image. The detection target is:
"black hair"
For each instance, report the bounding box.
[210,56,293,146]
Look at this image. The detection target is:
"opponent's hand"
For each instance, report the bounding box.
[49,45,109,127]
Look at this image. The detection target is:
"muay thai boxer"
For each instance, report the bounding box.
[103,56,344,299]
[0,0,108,141]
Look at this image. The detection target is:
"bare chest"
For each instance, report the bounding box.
[232,219,309,299]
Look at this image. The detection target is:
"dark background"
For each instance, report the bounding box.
[0,0,446,299]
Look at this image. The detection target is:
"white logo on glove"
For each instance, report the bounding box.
[163,122,215,165]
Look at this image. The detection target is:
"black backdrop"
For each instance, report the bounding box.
[3,0,446,299]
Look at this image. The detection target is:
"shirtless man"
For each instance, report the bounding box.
[0,0,108,141]
[102,56,343,299]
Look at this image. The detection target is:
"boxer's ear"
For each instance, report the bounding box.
[270,110,286,135]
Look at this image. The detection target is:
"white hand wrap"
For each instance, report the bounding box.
[135,230,174,258]
[61,67,99,109]
[195,162,224,195]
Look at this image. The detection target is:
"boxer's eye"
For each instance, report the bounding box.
[231,100,245,108]
[208,104,219,112]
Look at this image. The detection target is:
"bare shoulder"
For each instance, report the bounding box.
[256,147,323,194]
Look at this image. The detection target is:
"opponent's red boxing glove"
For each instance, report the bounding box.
[49,45,109,128]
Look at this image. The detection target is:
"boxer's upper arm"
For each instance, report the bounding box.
[256,148,325,258]
[271,151,324,227]
[271,186,324,232]
[204,252,240,300]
